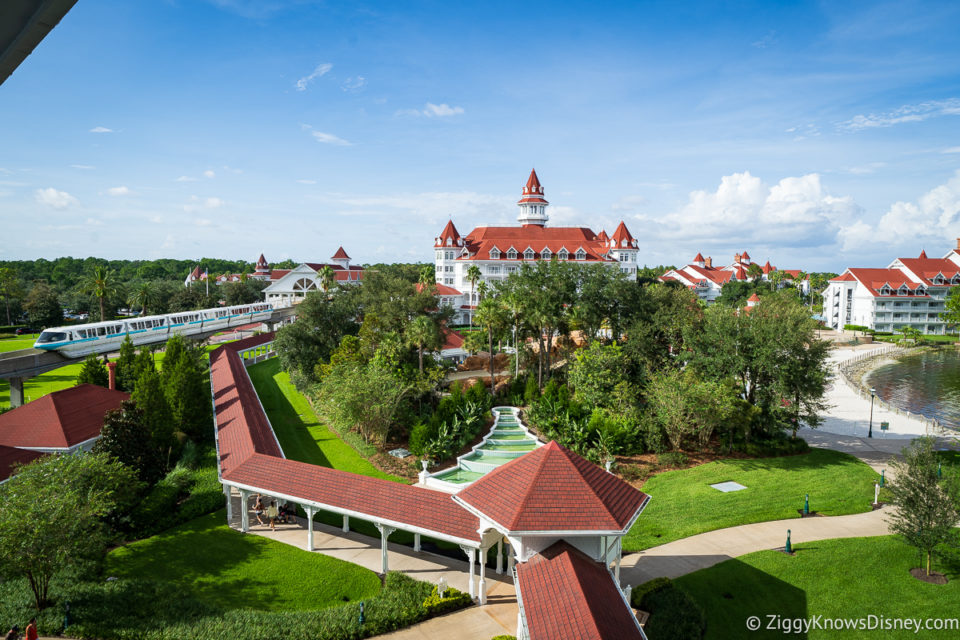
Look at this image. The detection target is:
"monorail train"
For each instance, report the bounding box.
[33,302,274,357]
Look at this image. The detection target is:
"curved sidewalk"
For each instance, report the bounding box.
[619,506,891,586]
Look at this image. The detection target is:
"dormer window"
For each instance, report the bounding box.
[898,285,910,296]
[524,248,535,260]
[490,247,501,260]
[952,274,960,285]
[917,285,927,296]
[558,248,569,261]
[934,273,945,285]
[575,248,586,261]
[541,248,551,260]
[507,247,517,260]
[880,286,892,296]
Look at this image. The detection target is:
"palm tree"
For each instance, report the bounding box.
[407,315,438,373]
[475,296,509,395]
[477,281,489,301]
[82,265,121,322]
[318,265,336,294]
[418,265,434,286]
[128,281,157,316]
[466,264,482,327]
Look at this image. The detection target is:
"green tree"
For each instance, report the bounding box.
[23,281,62,329]
[315,361,414,444]
[318,265,336,294]
[77,355,109,387]
[0,452,139,610]
[81,265,122,322]
[163,350,211,443]
[418,264,434,286]
[645,368,737,450]
[127,280,157,316]
[406,314,440,373]
[93,400,164,484]
[888,437,959,577]
[466,264,482,327]
[474,296,509,394]
[768,269,787,289]
[274,289,359,386]
[115,335,138,392]
[131,367,175,458]
[0,267,24,326]
[568,341,629,410]
[746,262,763,281]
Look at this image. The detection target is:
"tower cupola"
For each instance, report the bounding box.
[517,169,549,227]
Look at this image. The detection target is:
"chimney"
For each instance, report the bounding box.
[956,237,960,251]
[107,361,117,390]
[705,256,713,268]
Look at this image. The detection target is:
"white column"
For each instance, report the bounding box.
[478,546,488,605]
[376,524,395,574]
[414,533,421,552]
[461,545,477,599]
[306,507,315,551]
[342,515,349,533]
[224,484,233,521]
[496,539,503,575]
[517,611,526,640]
[615,538,622,583]
[239,489,249,532]
[508,544,515,574]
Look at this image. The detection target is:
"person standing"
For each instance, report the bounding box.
[266,500,279,531]
[24,619,37,640]
[253,493,265,526]
[4,625,19,640]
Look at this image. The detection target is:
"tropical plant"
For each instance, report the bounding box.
[81,265,122,322]
[406,315,440,373]
[128,280,157,316]
[318,265,336,293]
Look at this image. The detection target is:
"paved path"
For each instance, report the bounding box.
[227,491,517,640]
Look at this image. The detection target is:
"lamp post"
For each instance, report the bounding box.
[868,387,876,438]
[785,529,792,554]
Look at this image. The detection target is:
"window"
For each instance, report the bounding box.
[880,286,891,296]
[558,249,569,261]
[444,278,454,285]
[934,274,945,285]
[620,253,628,262]
[524,248,535,260]
[575,248,586,260]
[436,251,442,261]
[507,247,517,260]
[541,248,551,260]
[488,265,501,274]
[490,248,500,260]
[446,251,455,260]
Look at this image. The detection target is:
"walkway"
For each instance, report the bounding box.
[227,493,518,639]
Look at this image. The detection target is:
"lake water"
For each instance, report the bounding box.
[864,349,960,429]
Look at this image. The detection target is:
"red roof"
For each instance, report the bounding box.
[741,250,751,260]
[461,226,614,262]
[830,272,856,282]
[454,441,649,533]
[331,246,351,260]
[269,269,291,280]
[847,268,932,297]
[226,331,275,353]
[516,541,644,640]
[919,249,928,259]
[609,221,636,248]
[255,254,270,272]
[0,384,129,449]
[435,220,463,247]
[762,260,773,275]
[597,230,609,243]
[415,283,463,297]
[210,346,481,544]
[747,293,761,302]
[897,257,960,284]
[693,252,705,262]
[442,328,464,351]
[518,169,549,205]
[0,445,43,482]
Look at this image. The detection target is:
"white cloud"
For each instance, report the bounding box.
[89,126,114,133]
[342,76,366,91]
[150,215,164,224]
[183,195,225,213]
[71,164,95,170]
[752,30,778,49]
[107,186,131,196]
[34,187,78,210]
[844,162,886,175]
[398,103,466,118]
[205,197,224,208]
[85,217,105,226]
[839,99,960,131]
[195,218,213,227]
[297,179,317,184]
[943,146,960,154]
[295,63,332,91]
[311,130,352,146]
[203,169,216,179]
[176,175,196,182]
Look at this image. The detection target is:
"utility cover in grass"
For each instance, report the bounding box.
[710,481,747,492]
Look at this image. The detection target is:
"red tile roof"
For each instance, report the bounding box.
[462,226,615,262]
[693,252,705,262]
[518,168,549,205]
[609,221,636,248]
[897,257,960,284]
[517,541,644,640]
[415,283,463,296]
[0,384,128,449]
[331,246,351,260]
[269,269,291,280]
[846,268,932,297]
[210,345,482,544]
[747,293,761,302]
[830,272,856,282]
[442,328,464,351]
[435,220,463,247]
[0,445,43,482]
[597,230,609,243]
[454,441,649,533]
[225,331,276,353]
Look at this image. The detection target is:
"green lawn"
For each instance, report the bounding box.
[624,449,881,551]
[0,334,39,352]
[676,535,960,639]
[247,358,401,481]
[106,511,382,611]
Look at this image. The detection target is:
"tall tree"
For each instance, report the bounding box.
[77,355,109,388]
[274,289,359,386]
[23,281,62,329]
[746,262,764,281]
[888,437,959,577]
[941,287,960,332]
[0,452,139,610]
[315,361,414,444]
[115,335,138,392]
[162,350,210,443]
[131,367,175,459]
[0,267,23,326]
[128,280,157,316]
[406,314,440,373]
[81,265,122,322]
[474,295,509,394]
[318,265,336,294]
[466,264,482,327]
[93,400,164,484]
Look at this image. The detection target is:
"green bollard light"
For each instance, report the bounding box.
[938,461,942,478]
[359,601,365,625]
[880,469,885,488]
[803,493,809,516]
[785,529,792,554]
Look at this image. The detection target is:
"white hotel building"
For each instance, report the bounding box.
[824,244,960,335]
[434,170,640,324]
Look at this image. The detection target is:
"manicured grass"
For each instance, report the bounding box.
[875,334,959,344]
[247,358,401,481]
[106,511,382,611]
[676,535,960,639]
[0,361,85,408]
[624,449,881,551]
[0,334,39,352]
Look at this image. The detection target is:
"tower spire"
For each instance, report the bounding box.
[517,168,549,226]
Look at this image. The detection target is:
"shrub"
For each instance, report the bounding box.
[408,422,434,457]
[657,452,688,468]
[734,436,809,458]
[421,585,472,616]
[633,577,706,639]
[491,636,517,640]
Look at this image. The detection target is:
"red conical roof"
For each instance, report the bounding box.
[693,252,705,263]
[919,249,928,259]
[331,246,350,260]
[518,168,549,205]
[762,260,773,274]
[747,293,761,302]
[435,220,462,247]
[597,230,609,243]
[454,441,649,533]
[742,250,751,260]
[610,221,635,248]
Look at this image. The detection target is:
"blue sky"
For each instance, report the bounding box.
[2,0,960,272]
